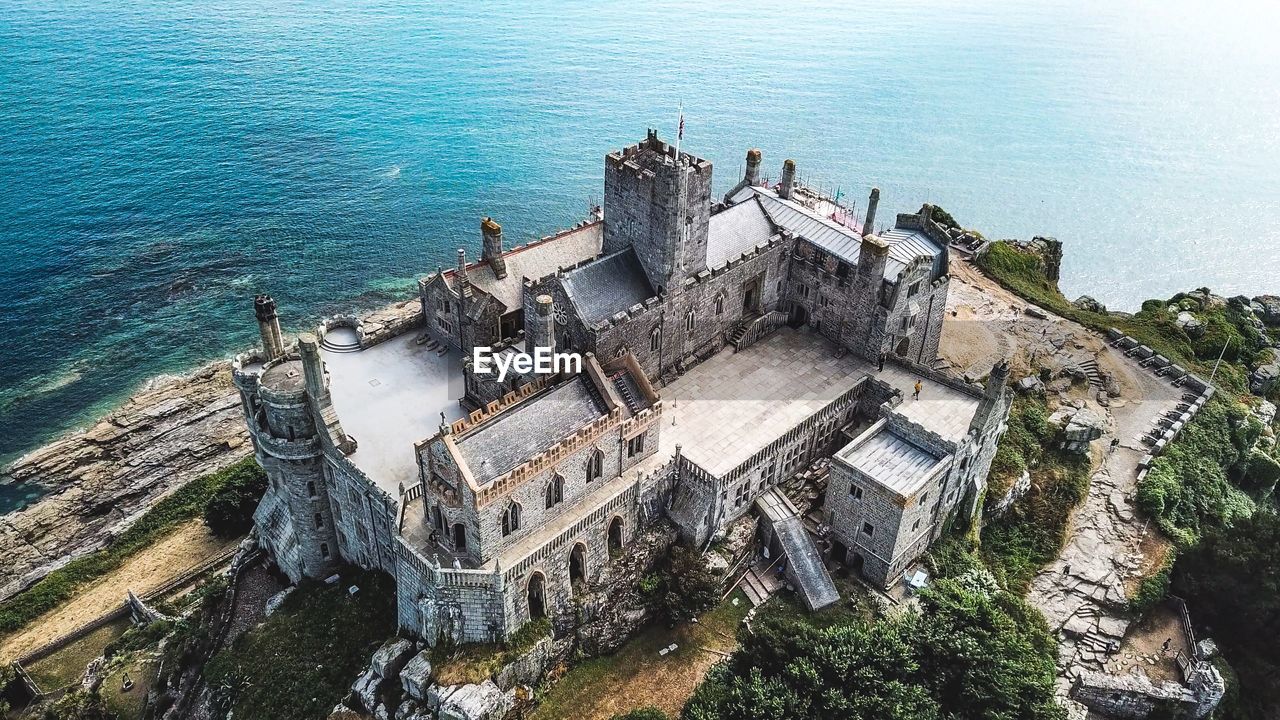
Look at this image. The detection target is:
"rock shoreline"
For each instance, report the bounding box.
[0,298,423,602]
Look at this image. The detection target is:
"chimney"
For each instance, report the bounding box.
[297,333,328,403]
[481,217,506,279]
[456,248,471,298]
[778,159,796,199]
[254,294,285,361]
[527,294,555,352]
[862,187,880,237]
[744,149,762,186]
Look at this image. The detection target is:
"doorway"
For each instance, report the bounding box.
[527,572,547,620]
[569,543,587,593]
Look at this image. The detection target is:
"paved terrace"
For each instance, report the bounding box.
[324,332,465,495]
[652,328,980,478]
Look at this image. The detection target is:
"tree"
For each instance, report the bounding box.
[643,545,719,623]
[203,461,268,537]
[682,578,1064,720]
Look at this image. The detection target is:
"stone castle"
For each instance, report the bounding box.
[233,131,1011,645]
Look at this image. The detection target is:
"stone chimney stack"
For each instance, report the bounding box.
[744,149,762,186]
[847,234,891,359]
[456,248,471,298]
[778,159,796,200]
[297,332,328,403]
[527,294,555,352]
[985,359,1011,399]
[254,294,286,361]
[862,187,880,237]
[481,217,507,279]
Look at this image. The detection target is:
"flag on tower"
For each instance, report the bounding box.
[678,112,684,141]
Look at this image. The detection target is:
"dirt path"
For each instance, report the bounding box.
[0,520,239,662]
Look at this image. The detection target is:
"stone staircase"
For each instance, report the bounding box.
[320,327,361,353]
[1077,358,1105,389]
[738,558,784,607]
[726,318,753,347]
[611,375,643,414]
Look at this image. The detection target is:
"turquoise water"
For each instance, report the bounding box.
[2,0,1278,493]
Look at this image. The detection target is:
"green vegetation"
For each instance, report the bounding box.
[1128,552,1175,616]
[611,708,670,720]
[202,459,269,537]
[1172,509,1280,720]
[34,689,115,719]
[641,545,720,624]
[978,395,1091,592]
[1135,397,1259,546]
[0,457,263,639]
[682,576,1064,720]
[204,568,396,720]
[977,242,1269,394]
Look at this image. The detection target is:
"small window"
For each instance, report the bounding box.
[307,481,317,499]
[901,313,918,332]
[715,295,724,315]
[850,484,863,500]
[545,474,564,509]
[908,280,922,297]
[862,522,874,537]
[685,310,695,332]
[314,513,324,530]
[650,326,661,352]
[912,519,921,532]
[502,503,522,536]
[627,434,645,458]
[586,449,604,482]
[320,543,330,559]
[349,486,360,503]
[919,492,928,505]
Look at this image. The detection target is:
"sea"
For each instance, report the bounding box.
[2,0,1278,510]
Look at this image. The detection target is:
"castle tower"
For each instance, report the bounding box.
[527,294,555,353]
[969,359,1011,436]
[602,130,713,294]
[255,294,286,361]
[778,159,797,200]
[847,234,890,359]
[481,217,507,279]
[862,187,880,237]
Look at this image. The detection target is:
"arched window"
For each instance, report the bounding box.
[501,502,522,537]
[715,294,725,315]
[650,325,661,352]
[545,474,564,509]
[685,310,695,332]
[586,449,604,482]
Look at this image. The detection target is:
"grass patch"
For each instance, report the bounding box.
[0,457,263,639]
[530,591,751,720]
[752,574,879,630]
[432,617,552,686]
[204,567,396,720]
[23,618,131,691]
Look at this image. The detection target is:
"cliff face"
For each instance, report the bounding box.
[0,361,250,600]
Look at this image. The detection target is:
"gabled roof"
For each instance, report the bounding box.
[706,195,779,269]
[729,185,942,280]
[562,248,656,328]
[444,222,603,313]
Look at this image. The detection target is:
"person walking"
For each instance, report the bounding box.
[913,380,922,400]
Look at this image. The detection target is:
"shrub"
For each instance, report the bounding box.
[612,708,670,720]
[1129,552,1175,616]
[644,546,719,624]
[203,460,269,537]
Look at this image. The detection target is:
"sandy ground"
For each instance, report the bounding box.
[1,520,239,662]
[1110,602,1190,684]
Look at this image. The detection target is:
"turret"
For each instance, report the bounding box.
[778,159,797,200]
[527,294,555,352]
[847,234,890,359]
[254,294,286,361]
[481,217,507,279]
[298,333,328,404]
[969,358,1011,436]
[862,187,880,237]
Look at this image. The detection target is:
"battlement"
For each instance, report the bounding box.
[605,129,712,175]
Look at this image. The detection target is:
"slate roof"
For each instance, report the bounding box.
[448,222,602,313]
[728,185,942,280]
[838,425,944,498]
[706,195,779,269]
[454,376,608,485]
[561,248,656,328]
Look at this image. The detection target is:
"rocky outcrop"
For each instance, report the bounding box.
[0,361,250,600]
[1074,295,1106,314]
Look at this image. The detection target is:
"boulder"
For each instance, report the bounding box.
[1251,364,1280,396]
[352,668,385,714]
[328,703,363,720]
[1176,311,1205,338]
[1074,295,1106,313]
[1254,295,1280,325]
[264,587,294,616]
[400,650,435,702]
[371,638,416,679]
[1252,400,1277,428]
[436,681,513,720]
[1016,376,1046,394]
